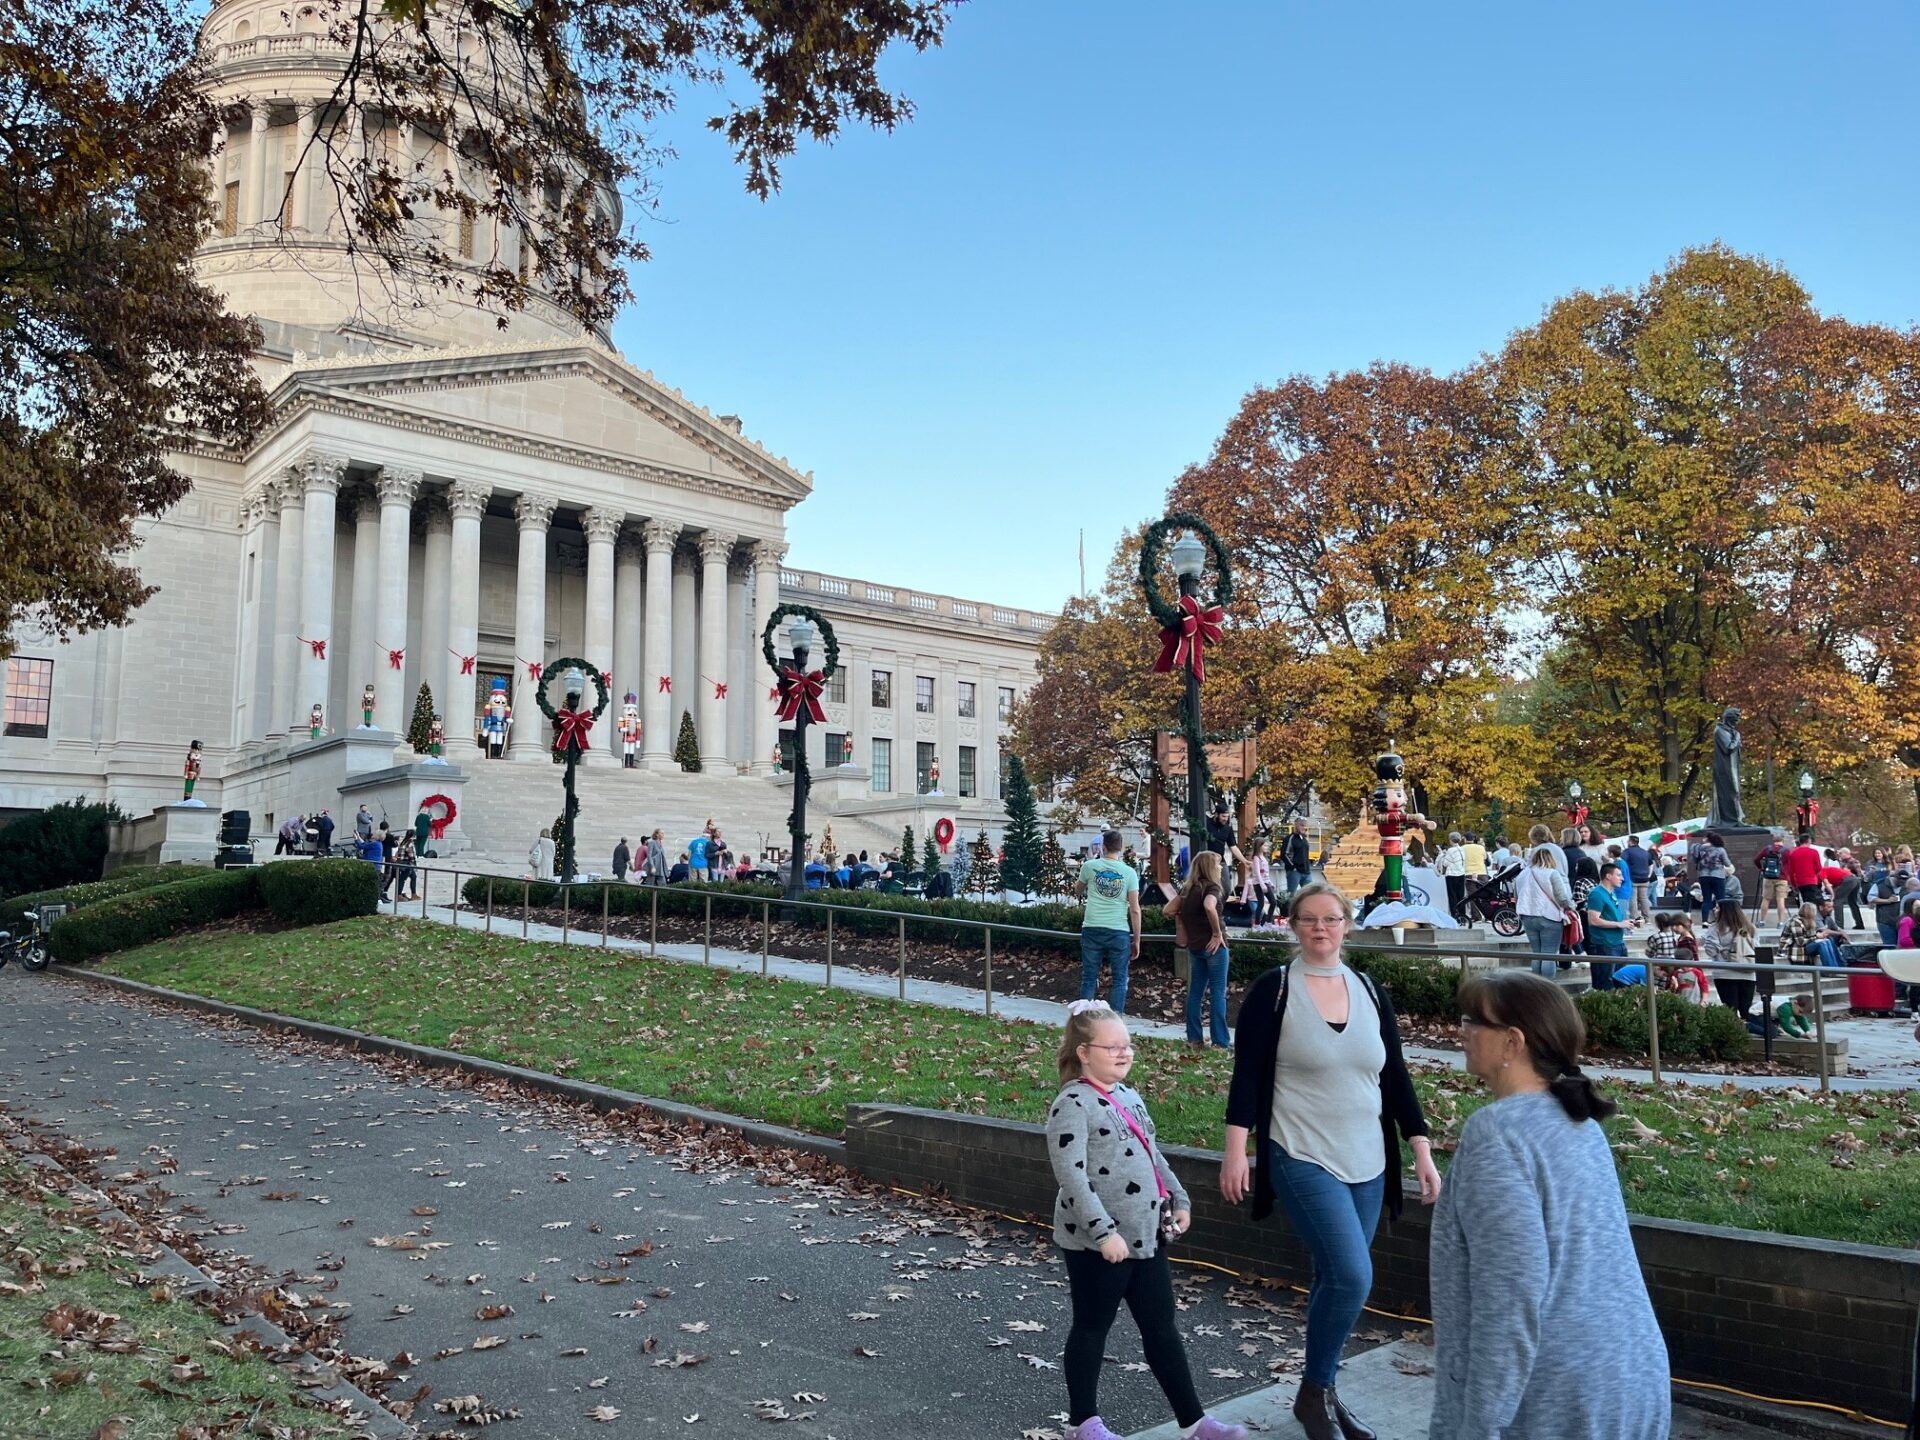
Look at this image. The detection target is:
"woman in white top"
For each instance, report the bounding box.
[1699,899,1759,1020]
[1515,840,1575,978]
[1435,833,1467,920]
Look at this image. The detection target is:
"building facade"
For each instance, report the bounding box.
[0,1,1049,834]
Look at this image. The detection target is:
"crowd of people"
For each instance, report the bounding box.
[1051,883,1668,1440]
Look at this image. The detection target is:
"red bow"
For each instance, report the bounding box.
[387,648,405,670]
[775,665,826,724]
[452,650,475,675]
[523,659,543,683]
[657,675,671,693]
[713,681,728,699]
[768,685,781,701]
[299,637,326,659]
[601,671,613,691]
[551,706,595,753]
[1153,593,1225,681]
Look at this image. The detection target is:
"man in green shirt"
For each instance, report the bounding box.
[1077,829,1141,1014]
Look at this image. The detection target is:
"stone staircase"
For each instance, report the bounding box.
[442,758,904,877]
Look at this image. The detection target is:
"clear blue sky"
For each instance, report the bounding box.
[614,1,1920,613]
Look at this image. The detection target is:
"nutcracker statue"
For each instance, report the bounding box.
[308,703,324,740]
[928,753,942,795]
[618,692,642,768]
[181,739,203,801]
[360,682,377,729]
[842,732,855,768]
[1371,747,1434,905]
[481,677,513,759]
[426,713,445,760]
[772,741,784,774]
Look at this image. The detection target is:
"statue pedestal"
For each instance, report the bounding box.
[1714,825,1777,898]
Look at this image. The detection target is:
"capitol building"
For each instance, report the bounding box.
[0,0,1051,867]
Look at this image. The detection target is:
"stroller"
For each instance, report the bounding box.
[1460,860,1524,937]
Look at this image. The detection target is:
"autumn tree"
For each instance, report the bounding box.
[0,0,268,654]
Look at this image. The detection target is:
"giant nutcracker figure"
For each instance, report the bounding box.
[360,682,377,730]
[426,713,446,761]
[481,677,513,759]
[309,703,325,741]
[618,692,642,768]
[1372,747,1435,905]
[182,740,203,801]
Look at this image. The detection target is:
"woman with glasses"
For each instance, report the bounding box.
[1431,971,1667,1438]
[1219,881,1440,1440]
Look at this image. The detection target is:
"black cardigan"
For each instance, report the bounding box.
[1223,964,1430,1222]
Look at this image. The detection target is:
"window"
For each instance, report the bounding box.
[871,669,891,708]
[998,686,1016,722]
[4,657,53,738]
[458,211,475,259]
[827,668,847,705]
[916,742,935,794]
[870,738,891,791]
[958,746,976,798]
[999,750,1011,795]
[221,182,240,237]
[915,675,934,713]
[957,681,976,718]
[824,731,847,767]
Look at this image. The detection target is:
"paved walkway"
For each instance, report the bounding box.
[412,902,1920,1092]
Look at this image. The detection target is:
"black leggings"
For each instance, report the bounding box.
[1063,1246,1202,1427]
[1714,977,1756,1016]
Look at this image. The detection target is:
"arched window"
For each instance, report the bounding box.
[234,19,252,40]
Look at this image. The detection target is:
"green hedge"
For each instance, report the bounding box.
[1578,987,1751,1060]
[2,865,213,925]
[49,871,261,964]
[257,858,379,925]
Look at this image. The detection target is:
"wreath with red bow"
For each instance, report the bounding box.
[760,603,840,725]
[534,655,612,754]
[421,793,458,841]
[933,817,956,851]
[1139,513,1233,679]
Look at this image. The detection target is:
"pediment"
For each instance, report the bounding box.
[262,340,813,506]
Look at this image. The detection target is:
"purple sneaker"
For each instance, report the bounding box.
[1069,1420,1124,1440]
[1185,1419,1248,1440]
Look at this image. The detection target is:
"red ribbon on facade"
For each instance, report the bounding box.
[713,681,728,699]
[1152,593,1225,681]
[298,637,326,659]
[551,706,595,753]
[387,648,405,670]
[768,685,781,701]
[775,665,826,724]
[521,658,543,683]
[601,671,613,692]
[451,649,475,675]
[657,675,671,693]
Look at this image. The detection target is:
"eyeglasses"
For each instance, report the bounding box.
[1293,916,1346,928]
[1458,1015,1488,1029]
[1084,1043,1135,1057]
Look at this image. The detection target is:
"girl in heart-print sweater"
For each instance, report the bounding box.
[1043,1002,1244,1440]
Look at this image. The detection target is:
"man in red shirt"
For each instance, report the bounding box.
[1785,833,1825,906]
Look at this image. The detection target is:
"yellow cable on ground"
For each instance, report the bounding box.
[891,1186,1908,1431]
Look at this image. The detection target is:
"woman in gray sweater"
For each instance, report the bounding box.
[1430,971,1670,1439]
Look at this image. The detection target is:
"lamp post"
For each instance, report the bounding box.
[784,616,814,900]
[1796,770,1818,838]
[764,605,839,905]
[1141,515,1231,881]
[1169,531,1208,865]
[1564,778,1589,832]
[534,657,610,885]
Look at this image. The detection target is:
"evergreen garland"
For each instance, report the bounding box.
[999,755,1045,898]
[674,710,702,772]
[407,682,436,753]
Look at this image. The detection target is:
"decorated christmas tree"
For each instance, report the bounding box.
[922,835,940,883]
[673,710,702,772]
[1039,829,1067,899]
[999,755,1044,898]
[966,828,999,898]
[949,838,970,893]
[901,824,916,871]
[407,682,436,753]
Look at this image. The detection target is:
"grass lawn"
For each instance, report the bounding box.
[100,916,1920,1249]
[0,1144,348,1440]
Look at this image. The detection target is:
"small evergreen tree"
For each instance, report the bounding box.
[966,828,999,898]
[922,834,940,881]
[0,798,123,899]
[901,824,916,871]
[674,710,702,772]
[1039,829,1067,899]
[1000,755,1044,897]
[407,682,436,753]
[949,838,970,893]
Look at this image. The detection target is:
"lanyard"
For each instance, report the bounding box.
[1077,1080,1167,1198]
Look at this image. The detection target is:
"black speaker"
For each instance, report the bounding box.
[219,810,251,846]
[214,844,254,870]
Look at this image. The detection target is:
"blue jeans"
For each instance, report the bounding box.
[1269,1144,1386,1387]
[1879,921,1900,948]
[1588,953,1623,990]
[1080,927,1131,1014]
[1808,938,1844,968]
[1186,944,1230,1046]
[1286,867,1310,896]
[1699,875,1725,921]
[1521,915,1562,977]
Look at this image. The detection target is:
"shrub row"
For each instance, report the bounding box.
[3,865,212,925]
[1577,987,1752,1060]
[49,859,379,963]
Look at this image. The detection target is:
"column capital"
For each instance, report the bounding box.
[696,529,737,565]
[270,468,304,509]
[672,546,697,578]
[422,492,453,535]
[615,529,644,563]
[375,466,422,508]
[582,506,627,543]
[446,479,491,521]
[751,538,788,574]
[243,490,272,528]
[297,450,348,496]
[641,517,680,554]
[350,487,382,525]
[514,491,558,531]
[250,101,270,132]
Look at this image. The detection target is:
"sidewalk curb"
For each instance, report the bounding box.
[0,1115,416,1439]
[52,966,849,1166]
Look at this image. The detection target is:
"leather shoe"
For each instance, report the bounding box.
[1328,1387,1377,1440]
[1292,1381,1338,1440]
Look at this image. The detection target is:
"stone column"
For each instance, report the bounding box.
[750,542,784,775]
[372,467,421,732]
[297,453,346,732]
[696,530,736,770]
[246,101,271,228]
[981,670,1004,802]
[269,473,303,736]
[444,481,490,757]
[670,547,697,750]
[290,101,314,231]
[234,490,269,743]
[726,557,750,763]
[249,486,280,739]
[347,490,380,707]
[639,520,677,770]
[850,645,871,782]
[939,659,960,798]
[580,507,623,765]
[508,492,556,760]
[613,530,642,721]
[419,493,452,729]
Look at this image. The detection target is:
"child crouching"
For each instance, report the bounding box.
[1046,1001,1245,1440]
